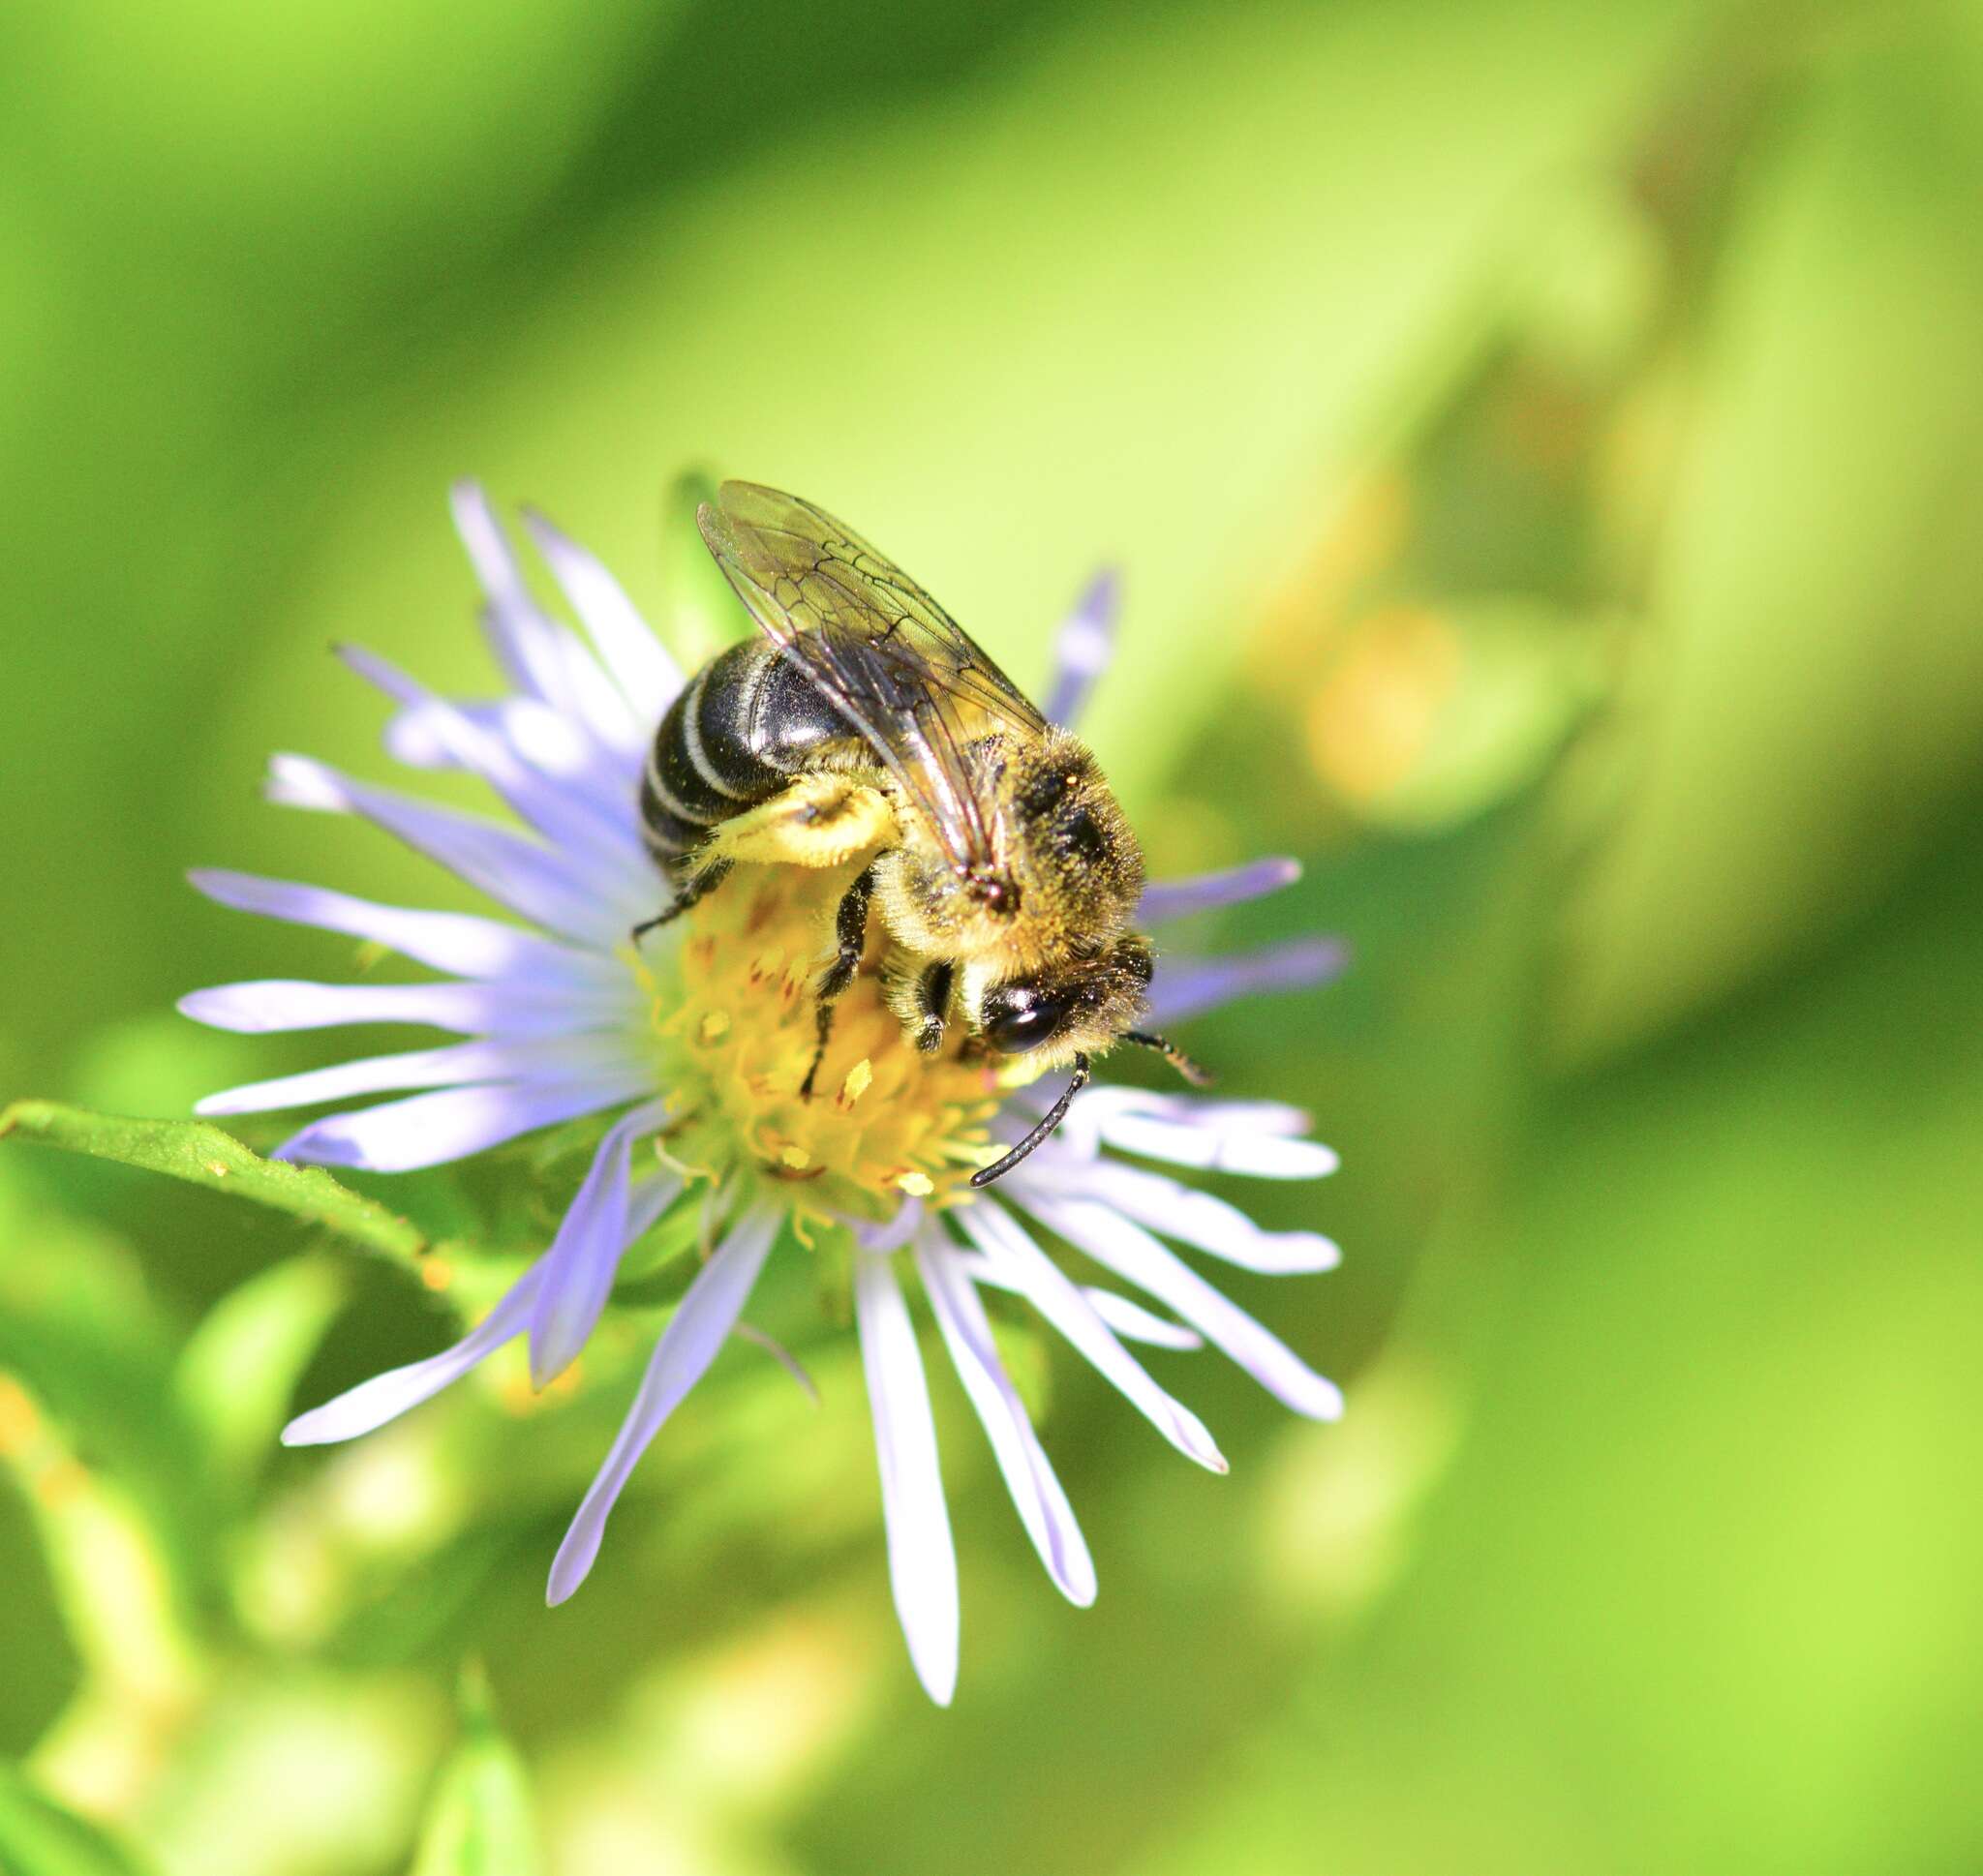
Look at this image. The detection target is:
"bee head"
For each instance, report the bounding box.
[977,933,1154,1069]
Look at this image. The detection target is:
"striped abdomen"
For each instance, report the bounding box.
[639,639,852,876]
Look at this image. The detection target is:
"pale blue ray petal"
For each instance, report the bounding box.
[1022,1195,1343,1421]
[386,695,604,787]
[194,1033,645,1116]
[855,1248,960,1705]
[186,870,613,987]
[956,1203,1226,1472]
[1041,568,1120,728]
[179,977,635,1039]
[1070,1286,1204,1350]
[267,753,628,946]
[1095,1105,1340,1180]
[528,1100,674,1387]
[951,1251,1205,1350]
[1141,858,1303,925]
[625,1167,683,1239]
[338,645,641,872]
[449,482,646,755]
[1066,1088,1317,1136]
[522,508,685,724]
[546,1205,778,1606]
[916,1229,1095,1607]
[282,1260,544,1445]
[274,1072,653,1172]
[850,1196,923,1256]
[1030,1087,1336,1179]
[1147,938,1350,1028]
[1015,1158,1340,1273]
[1012,1084,1321,1170]
[451,478,565,693]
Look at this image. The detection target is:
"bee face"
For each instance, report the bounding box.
[874,730,1144,974]
[975,933,1155,1071]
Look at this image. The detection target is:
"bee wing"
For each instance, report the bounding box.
[696,481,1048,874]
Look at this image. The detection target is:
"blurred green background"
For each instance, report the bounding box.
[4,0,1982,1870]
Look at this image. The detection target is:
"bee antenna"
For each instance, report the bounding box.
[969,1053,1091,1188]
[1124,1029,1215,1088]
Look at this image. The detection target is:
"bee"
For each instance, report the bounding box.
[636,480,1207,1185]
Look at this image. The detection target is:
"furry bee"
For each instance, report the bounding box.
[636,480,1206,1185]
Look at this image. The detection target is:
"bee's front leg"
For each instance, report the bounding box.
[800,859,880,1100]
[911,959,953,1054]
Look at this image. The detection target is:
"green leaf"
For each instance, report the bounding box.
[411,1668,542,1876]
[0,1764,159,1876]
[174,1257,351,1489]
[0,1179,223,1612]
[0,1101,426,1271]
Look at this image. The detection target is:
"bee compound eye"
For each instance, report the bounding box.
[982,982,1073,1054]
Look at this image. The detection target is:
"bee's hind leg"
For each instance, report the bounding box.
[800,860,879,1100]
[632,859,733,944]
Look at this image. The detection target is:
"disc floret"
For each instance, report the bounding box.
[640,862,1007,1227]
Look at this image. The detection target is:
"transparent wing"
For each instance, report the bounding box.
[696,481,1047,873]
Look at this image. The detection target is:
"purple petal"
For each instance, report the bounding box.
[522,508,685,724]
[528,1100,674,1387]
[1041,1088,1338,1180]
[266,754,636,946]
[854,1249,960,1705]
[1141,858,1302,925]
[273,1072,653,1172]
[338,646,642,873]
[625,1168,682,1238]
[451,477,557,690]
[851,1196,923,1256]
[1147,938,1350,1028]
[178,977,636,1039]
[449,483,646,755]
[1017,1158,1339,1273]
[1074,1287,1205,1350]
[1022,1195,1343,1421]
[953,1251,1205,1350]
[957,1203,1226,1473]
[916,1231,1095,1607]
[194,1033,647,1117]
[1041,568,1120,728]
[386,695,600,783]
[282,1260,543,1445]
[187,871,612,987]
[546,1205,778,1606]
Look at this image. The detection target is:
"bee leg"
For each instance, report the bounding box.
[800,861,878,1101]
[631,858,733,944]
[912,960,953,1054]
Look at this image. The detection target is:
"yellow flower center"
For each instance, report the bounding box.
[633,862,1013,1231]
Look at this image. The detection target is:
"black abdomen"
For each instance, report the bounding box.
[639,640,851,875]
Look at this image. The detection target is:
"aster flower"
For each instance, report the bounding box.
[181,483,1346,1705]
